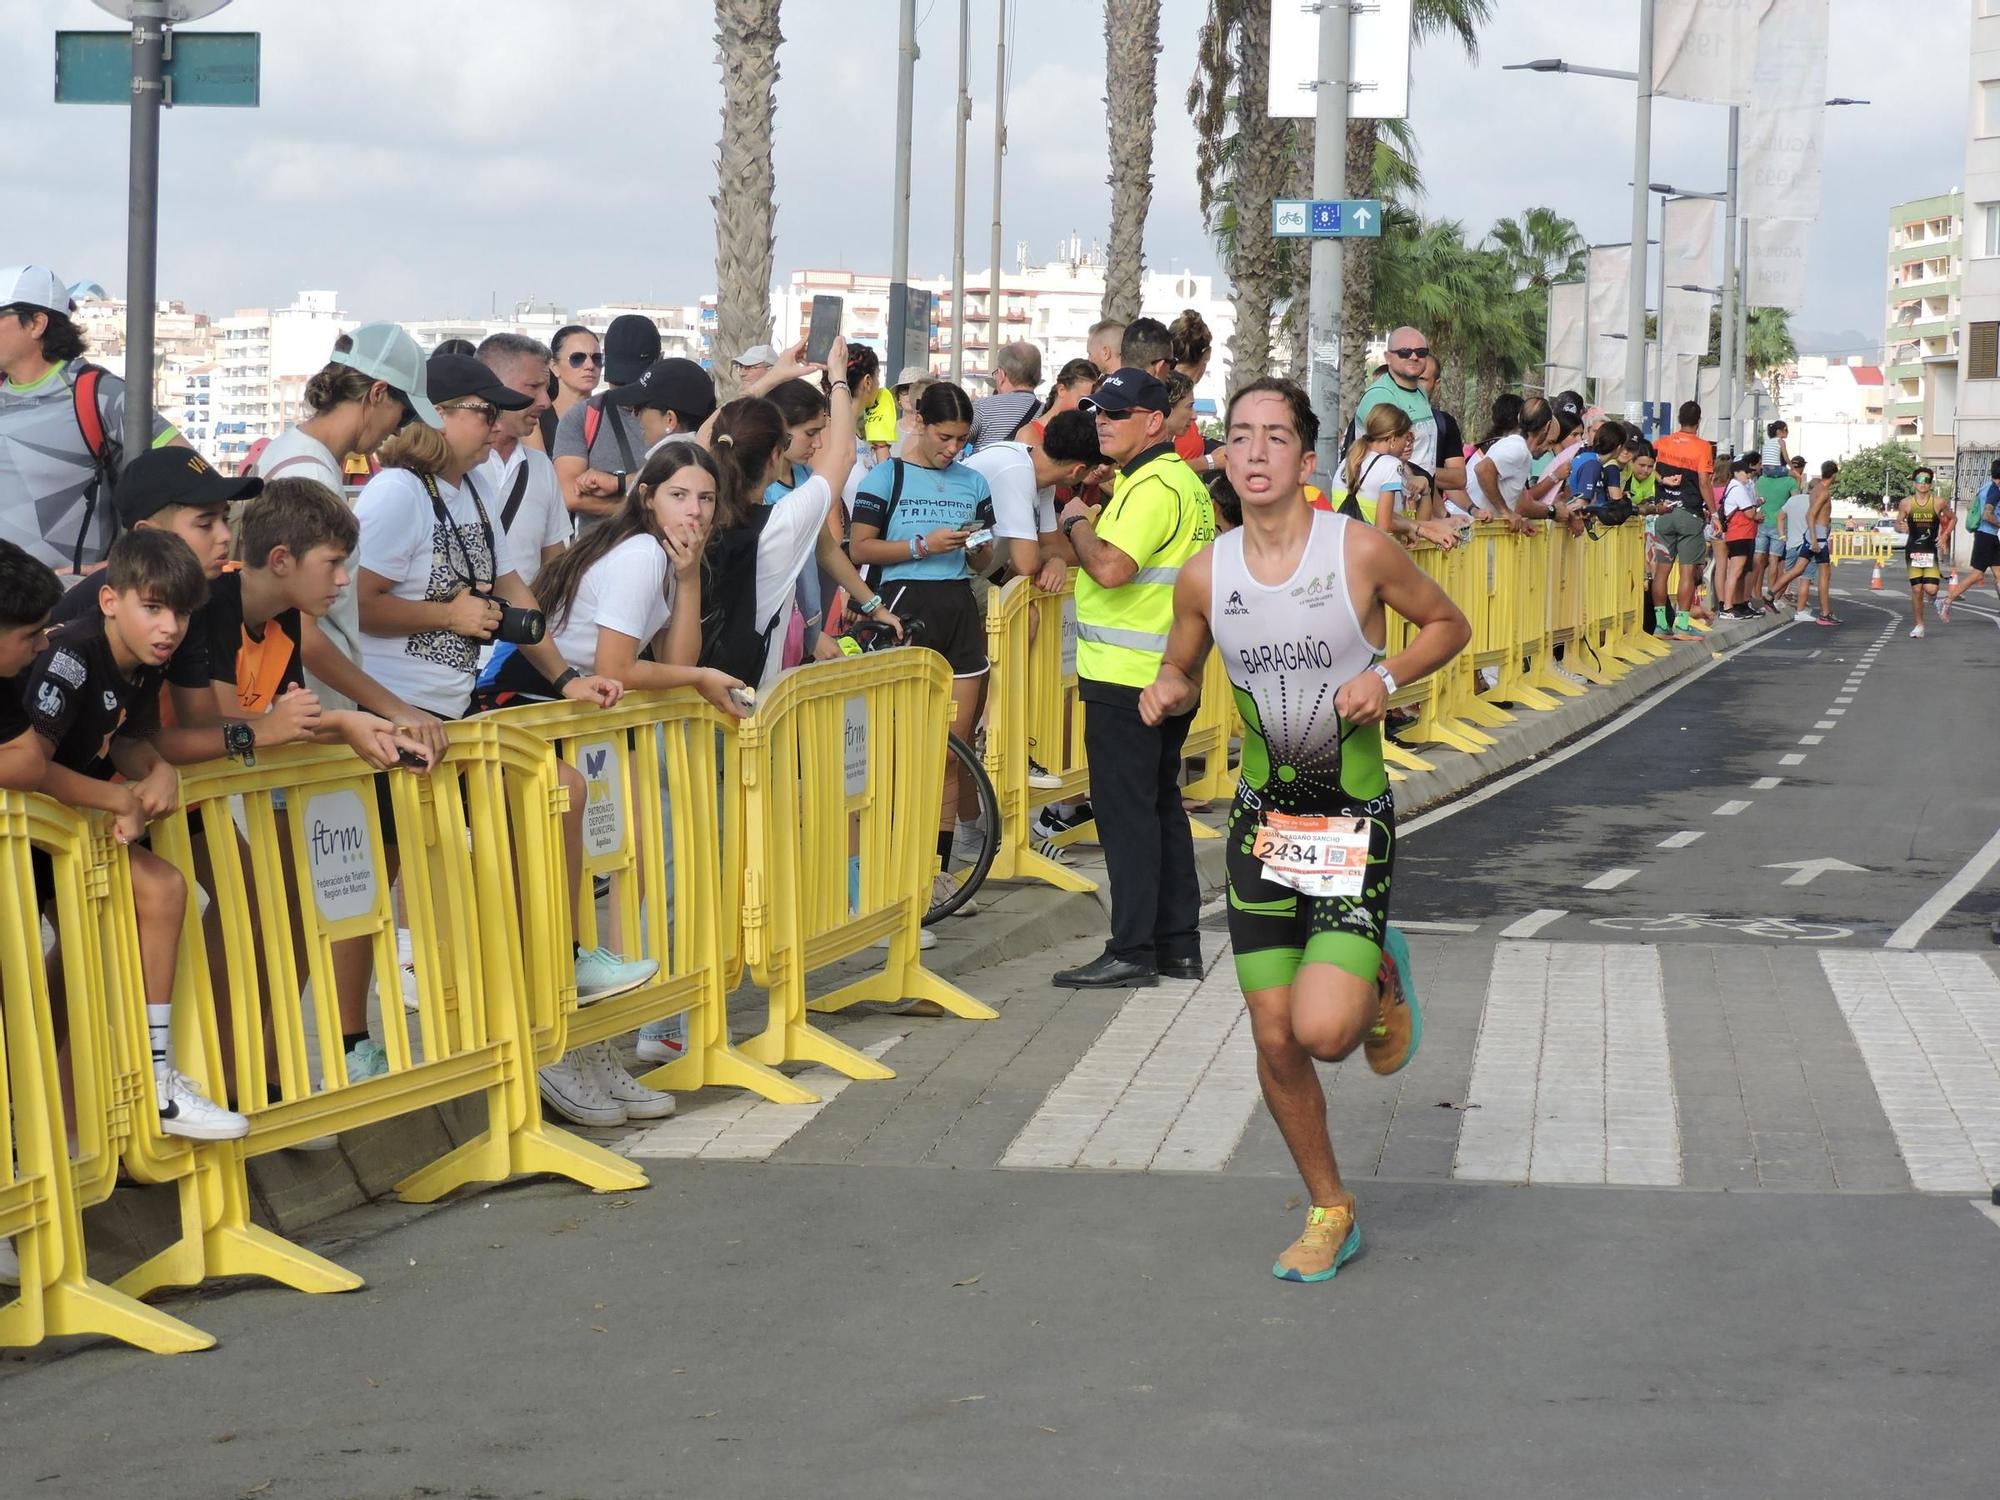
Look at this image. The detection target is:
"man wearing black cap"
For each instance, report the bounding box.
[42,446,276,763]
[1053,368,1216,988]
[551,313,661,521]
[601,357,718,459]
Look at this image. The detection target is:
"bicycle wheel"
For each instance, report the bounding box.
[926,732,1000,925]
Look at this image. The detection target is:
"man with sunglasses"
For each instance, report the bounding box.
[1895,467,1953,638]
[1053,369,1216,989]
[1349,328,1438,479]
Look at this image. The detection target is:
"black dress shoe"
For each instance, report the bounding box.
[1054,953,1159,988]
[1158,955,1205,981]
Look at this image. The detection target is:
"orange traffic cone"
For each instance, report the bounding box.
[1870,559,1883,590]
[1948,566,1959,589]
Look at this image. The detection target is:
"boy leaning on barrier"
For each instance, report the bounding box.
[13,529,250,1142]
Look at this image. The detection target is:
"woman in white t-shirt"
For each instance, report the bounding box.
[1334,402,1462,550]
[474,442,747,714]
[1471,394,1562,524]
[352,353,658,1020]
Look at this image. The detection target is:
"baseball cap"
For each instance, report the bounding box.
[604,357,718,427]
[603,314,663,386]
[333,323,441,428]
[114,447,261,527]
[732,344,778,369]
[1731,451,1760,473]
[1551,390,1586,423]
[1079,368,1172,416]
[0,264,73,315]
[426,353,535,411]
[892,364,930,390]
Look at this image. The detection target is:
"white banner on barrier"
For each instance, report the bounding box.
[1547,281,1587,383]
[1742,0,1830,220]
[1663,286,1712,357]
[1747,217,1810,310]
[1652,0,1768,106]
[1586,244,1630,351]
[1662,196,1719,286]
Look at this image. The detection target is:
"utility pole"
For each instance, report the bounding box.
[1653,192,1669,435]
[1308,0,1351,482]
[949,0,970,386]
[886,0,918,382]
[1734,215,1752,454]
[1623,0,1655,429]
[987,0,1007,352]
[123,0,168,459]
[1718,106,1739,454]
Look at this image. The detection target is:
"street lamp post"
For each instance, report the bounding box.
[1626,0,1656,430]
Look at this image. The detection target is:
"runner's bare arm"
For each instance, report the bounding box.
[1139,548,1214,727]
[1332,526,1469,728]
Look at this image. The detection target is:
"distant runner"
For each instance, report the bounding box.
[1895,467,1952,638]
[1939,457,2000,624]
[1139,379,1468,1283]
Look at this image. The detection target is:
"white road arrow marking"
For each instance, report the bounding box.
[1764,857,1867,887]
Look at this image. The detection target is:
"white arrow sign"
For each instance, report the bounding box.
[1352,206,1373,230]
[1764,858,1867,887]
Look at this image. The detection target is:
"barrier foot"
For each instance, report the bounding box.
[1522,669,1588,699]
[395,1120,647,1202]
[0,1275,216,1355]
[740,1019,897,1082]
[1492,681,1563,712]
[1455,697,1515,728]
[1381,741,1436,773]
[119,1219,363,1302]
[816,961,999,1022]
[987,841,1099,894]
[644,1043,820,1106]
[1187,817,1220,841]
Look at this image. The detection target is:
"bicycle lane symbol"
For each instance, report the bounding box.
[1590,913,1853,942]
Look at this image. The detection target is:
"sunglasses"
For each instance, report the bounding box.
[1389,345,1430,359]
[442,400,499,423]
[1090,406,1150,420]
[565,351,605,369]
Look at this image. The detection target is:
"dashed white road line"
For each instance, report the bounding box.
[1714,800,1752,816]
[1397,919,1481,934]
[1814,720,1836,730]
[1500,908,1568,939]
[1779,753,1807,766]
[1583,867,1641,890]
[1825,708,1845,717]
[1751,776,1783,790]
[1800,734,1824,745]
[1657,830,1704,849]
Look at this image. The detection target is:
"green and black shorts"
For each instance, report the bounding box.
[1224,790,1394,992]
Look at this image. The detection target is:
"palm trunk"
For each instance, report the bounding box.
[1224,3,1286,387]
[1102,3,1162,324]
[712,0,783,401]
[1336,119,1379,420]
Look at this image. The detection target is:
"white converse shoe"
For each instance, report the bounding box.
[536,1052,626,1127]
[635,1017,687,1064]
[0,1235,20,1287]
[578,1041,675,1120]
[154,1064,251,1141]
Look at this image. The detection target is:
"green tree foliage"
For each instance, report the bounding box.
[1830,442,1920,510]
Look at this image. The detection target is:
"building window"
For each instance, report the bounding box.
[1985,80,2000,136]
[1970,321,2000,381]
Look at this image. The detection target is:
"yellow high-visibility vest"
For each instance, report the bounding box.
[1075,447,1216,687]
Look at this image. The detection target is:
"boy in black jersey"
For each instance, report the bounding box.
[15,531,248,1140]
[0,540,63,788]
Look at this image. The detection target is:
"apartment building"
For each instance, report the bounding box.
[1955,1,2000,503]
[1883,191,1963,452]
[206,291,354,470]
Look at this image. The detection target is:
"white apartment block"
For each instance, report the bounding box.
[1775,357,1887,468]
[1954,0,2000,506]
[1883,191,1962,458]
[206,290,354,469]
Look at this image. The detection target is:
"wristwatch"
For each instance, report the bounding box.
[223,719,257,765]
[550,666,581,693]
[1371,663,1398,696]
[858,594,884,615]
[1062,513,1087,539]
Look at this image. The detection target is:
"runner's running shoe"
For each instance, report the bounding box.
[1365,926,1422,1075]
[1273,1201,1360,1283]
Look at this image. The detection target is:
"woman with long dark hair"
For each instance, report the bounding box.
[539,323,600,452]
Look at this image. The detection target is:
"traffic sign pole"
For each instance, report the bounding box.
[1308,0,1350,484]
[124,0,166,460]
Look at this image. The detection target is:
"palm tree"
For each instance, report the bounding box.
[1487,207,1586,293]
[1338,0,1491,416]
[1189,0,1291,384]
[1103,1,1163,323]
[712,0,783,400]
[1746,306,1797,398]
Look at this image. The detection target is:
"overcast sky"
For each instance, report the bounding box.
[6,0,1966,357]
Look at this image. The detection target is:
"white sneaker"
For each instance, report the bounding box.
[574,947,660,1005]
[1551,661,1588,685]
[952,819,986,865]
[1026,759,1062,789]
[578,1041,675,1120]
[635,1017,687,1064]
[1477,666,1500,692]
[398,929,420,1012]
[1910,625,1925,638]
[0,1235,19,1287]
[933,870,977,918]
[154,1064,251,1141]
[876,927,938,951]
[537,1052,626,1127]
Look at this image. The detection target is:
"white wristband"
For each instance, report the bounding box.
[1371,663,1397,696]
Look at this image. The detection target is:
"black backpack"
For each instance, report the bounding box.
[697,509,781,685]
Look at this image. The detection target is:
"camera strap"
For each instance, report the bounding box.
[420,471,498,595]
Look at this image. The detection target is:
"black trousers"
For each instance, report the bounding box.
[1081,682,1200,965]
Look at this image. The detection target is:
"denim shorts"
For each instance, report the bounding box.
[1754,523,1783,557]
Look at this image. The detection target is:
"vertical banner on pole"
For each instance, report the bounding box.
[1586,244,1631,360]
[1742,0,1830,221]
[1662,196,1720,286]
[1697,362,1722,425]
[1593,334,1627,390]
[1662,287,1712,356]
[1269,0,1411,120]
[1746,218,1810,310]
[1675,352,1700,411]
[1651,0,1765,106]
[1546,281,1587,391]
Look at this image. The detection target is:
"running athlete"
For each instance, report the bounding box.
[1895,467,1953,638]
[1939,457,2000,623]
[1139,379,1469,1283]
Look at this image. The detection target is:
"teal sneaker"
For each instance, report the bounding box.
[345,1038,390,1082]
[1273,1202,1360,1282]
[575,947,659,1005]
[1365,926,1422,1075]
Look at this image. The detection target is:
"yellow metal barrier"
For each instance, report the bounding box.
[740,650,993,1081]
[121,722,640,1305]
[492,691,811,1104]
[982,573,1097,892]
[0,793,210,1354]
[1831,529,1894,565]
[1176,646,1237,836]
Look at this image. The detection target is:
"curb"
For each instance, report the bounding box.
[81,611,1788,1278]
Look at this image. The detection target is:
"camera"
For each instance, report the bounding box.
[472,591,545,646]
